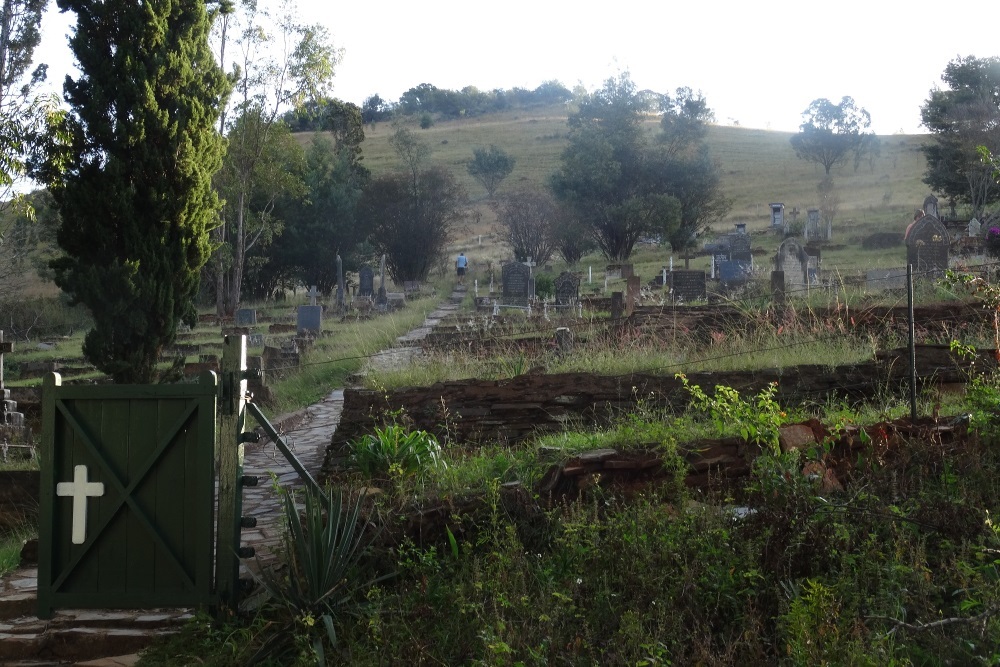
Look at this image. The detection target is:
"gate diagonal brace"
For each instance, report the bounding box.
[246,401,324,498]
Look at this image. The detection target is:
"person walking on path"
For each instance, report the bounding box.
[456,251,468,285]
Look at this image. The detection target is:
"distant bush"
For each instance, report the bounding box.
[420,113,433,129]
[0,296,92,339]
[534,273,554,299]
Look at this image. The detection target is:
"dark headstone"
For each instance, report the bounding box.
[610,292,625,320]
[403,281,421,295]
[670,270,706,302]
[248,333,265,347]
[729,233,751,262]
[719,260,752,284]
[235,308,257,326]
[358,266,375,298]
[296,305,322,334]
[905,213,950,274]
[554,271,580,306]
[501,262,531,306]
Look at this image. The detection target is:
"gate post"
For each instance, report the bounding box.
[216,335,248,610]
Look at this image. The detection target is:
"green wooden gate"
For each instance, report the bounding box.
[37,372,219,618]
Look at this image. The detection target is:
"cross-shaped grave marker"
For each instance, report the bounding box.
[56,464,105,544]
[523,256,536,276]
[306,285,320,306]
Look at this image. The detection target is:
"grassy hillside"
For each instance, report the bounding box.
[297,105,936,276]
[322,104,932,232]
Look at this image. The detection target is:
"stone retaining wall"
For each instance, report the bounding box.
[324,345,991,473]
[0,471,39,533]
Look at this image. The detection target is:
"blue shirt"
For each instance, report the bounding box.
[456,255,468,268]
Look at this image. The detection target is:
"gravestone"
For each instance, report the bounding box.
[501,261,531,307]
[669,270,707,302]
[969,218,981,237]
[729,232,752,263]
[775,237,809,291]
[296,305,322,334]
[610,292,624,320]
[770,202,785,229]
[626,275,641,315]
[923,194,939,219]
[605,265,623,280]
[554,271,580,306]
[806,208,821,240]
[719,260,752,284]
[305,285,320,306]
[866,267,908,291]
[403,281,420,296]
[235,308,257,327]
[905,210,950,274]
[248,333,265,347]
[358,266,375,298]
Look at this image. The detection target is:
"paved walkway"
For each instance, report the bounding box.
[0,289,463,665]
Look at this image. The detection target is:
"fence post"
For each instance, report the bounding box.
[907,265,917,421]
[216,335,248,611]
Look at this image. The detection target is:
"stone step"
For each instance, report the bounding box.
[0,608,192,664]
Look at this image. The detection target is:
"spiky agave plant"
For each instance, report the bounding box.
[253,487,388,664]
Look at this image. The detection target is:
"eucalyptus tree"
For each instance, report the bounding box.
[211,0,341,315]
[0,0,57,298]
[789,96,872,175]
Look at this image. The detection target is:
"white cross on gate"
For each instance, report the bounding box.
[56,465,105,544]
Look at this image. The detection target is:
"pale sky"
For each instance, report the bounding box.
[35,0,1000,135]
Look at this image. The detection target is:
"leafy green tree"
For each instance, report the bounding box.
[658,86,714,156]
[266,120,369,294]
[361,93,393,123]
[36,0,229,383]
[0,0,58,298]
[551,73,727,260]
[468,144,515,199]
[789,97,872,175]
[211,0,341,315]
[212,112,306,300]
[921,56,1000,218]
[359,127,467,283]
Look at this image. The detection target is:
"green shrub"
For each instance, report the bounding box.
[349,423,446,480]
[255,486,386,664]
[533,272,554,299]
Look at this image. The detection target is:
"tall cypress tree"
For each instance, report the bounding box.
[42,0,229,383]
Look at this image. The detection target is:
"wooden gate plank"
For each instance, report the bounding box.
[39,374,219,615]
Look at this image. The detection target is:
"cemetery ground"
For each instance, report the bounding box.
[6,245,1000,662]
[130,273,1000,663]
